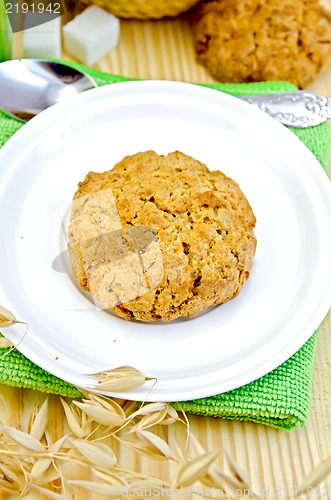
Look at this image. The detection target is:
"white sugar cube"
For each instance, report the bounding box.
[23,16,61,59]
[63,6,120,67]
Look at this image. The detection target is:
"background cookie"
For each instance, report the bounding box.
[194,0,331,88]
[68,151,256,322]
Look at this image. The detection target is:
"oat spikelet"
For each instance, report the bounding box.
[0,306,17,328]
[119,436,169,461]
[0,450,18,469]
[71,439,117,468]
[0,462,25,490]
[60,398,85,438]
[174,402,190,448]
[224,449,251,488]
[207,468,243,490]
[136,430,173,459]
[73,401,125,428]
[30,484,69,499]
[0,315,28,361]
[172,441,189,463]
[25,397,39,434]
[200,471,225,489]
[297,457,331,495]
[93,469,128,487]
[30,458,51,483]
[86,366,148,392]
[175,450,220,487]
[40,459,76,484]
[122,400,138,417]
[187,433,206,457]
[81,409,92,437]
[0,425,46,452]
[83,393,126,420]
[30,398,48,441]
[30,436,67,481]
[45,430,53,446]
[0,337,12,348]
[36,464,62,484]
[130,407,168,432]
[166,405,179,419]
[126,403,179,432]
[159,405,180,425]
[0,477,19,492]
[128,403,167,419]
[68,480,125,496]
[158,417,177,426]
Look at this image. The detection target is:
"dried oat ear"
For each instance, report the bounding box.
[85,365,151,392]
[0,305,17,328]
[0,306,28,361]
[0,337,12,348]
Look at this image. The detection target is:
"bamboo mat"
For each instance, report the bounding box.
[2,3,331,499]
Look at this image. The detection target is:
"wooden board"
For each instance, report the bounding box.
[1,3,331,498]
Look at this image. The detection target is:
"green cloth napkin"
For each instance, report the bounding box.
[0,63,330,431]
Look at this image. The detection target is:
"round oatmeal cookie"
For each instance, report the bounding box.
[68,151,256,322]
[194,0,331,89]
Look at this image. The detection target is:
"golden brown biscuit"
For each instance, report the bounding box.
[68,151,256,322]
[194,0,331,89]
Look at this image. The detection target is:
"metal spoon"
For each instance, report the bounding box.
[0,59,97,121]
[0,58,330,127]
[240,91,331,128]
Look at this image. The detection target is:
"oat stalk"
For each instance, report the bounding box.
[296,457,331,496]
[0,305,28,361]
[0,313,330,497]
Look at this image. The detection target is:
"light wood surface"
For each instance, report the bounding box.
[2,3,331,499]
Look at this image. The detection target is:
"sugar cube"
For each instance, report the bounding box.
[63,6,120,67]
[23,15,61,59]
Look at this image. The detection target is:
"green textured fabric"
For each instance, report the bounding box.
[0,63,330,431]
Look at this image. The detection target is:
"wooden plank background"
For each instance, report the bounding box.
[2,1,331,498]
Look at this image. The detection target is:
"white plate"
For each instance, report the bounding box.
[0,81,331,402]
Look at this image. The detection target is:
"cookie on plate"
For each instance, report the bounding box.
[68,151,256,322]
[194,0,331,89]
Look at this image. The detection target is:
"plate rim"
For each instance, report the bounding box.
[0,80,331,401]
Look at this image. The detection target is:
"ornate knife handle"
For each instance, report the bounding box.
[239,91,331,128]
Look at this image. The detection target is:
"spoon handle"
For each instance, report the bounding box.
[239,91,331,128]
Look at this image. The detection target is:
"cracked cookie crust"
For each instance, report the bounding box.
[68,151,257,322]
